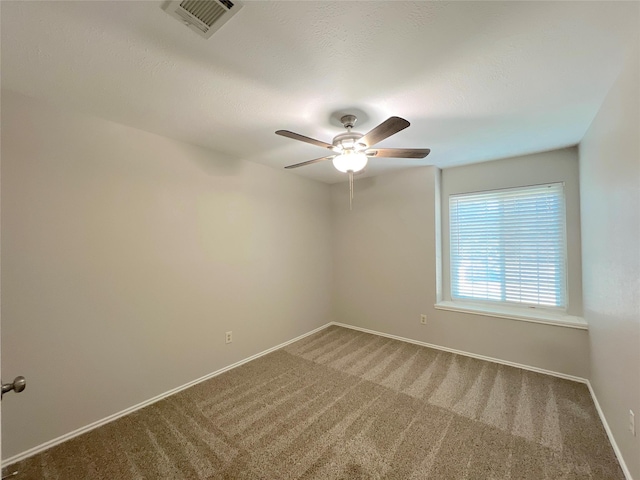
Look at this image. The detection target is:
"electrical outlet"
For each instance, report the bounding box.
[225,331,233,344]
[630,410,635,436]
[420,314,427,325]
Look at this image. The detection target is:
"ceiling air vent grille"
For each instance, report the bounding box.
[163,0,244,39]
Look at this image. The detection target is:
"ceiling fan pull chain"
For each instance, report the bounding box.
[349,170,354,210]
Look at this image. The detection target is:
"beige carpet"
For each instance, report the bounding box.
[4,326,624,479]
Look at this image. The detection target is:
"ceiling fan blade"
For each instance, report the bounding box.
[285,155,336,169]
[276,130,334,149]
[367,148,431,159]
[359,117,410,148]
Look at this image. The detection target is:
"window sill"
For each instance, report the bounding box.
[434,301,588,330]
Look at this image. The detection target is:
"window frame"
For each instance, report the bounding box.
[437,151,585,329]
[448,182,569,314]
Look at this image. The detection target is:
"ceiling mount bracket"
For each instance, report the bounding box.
[340,114,358,129]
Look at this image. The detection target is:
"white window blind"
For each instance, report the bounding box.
[450,183,567,309]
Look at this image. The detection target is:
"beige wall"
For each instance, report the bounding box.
[0,91,333,459]
[579,51,640,478]
[331,164,590,379]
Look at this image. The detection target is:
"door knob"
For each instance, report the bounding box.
[1,376,26,399]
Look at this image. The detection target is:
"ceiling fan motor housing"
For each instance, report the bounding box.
[332,132,367,152]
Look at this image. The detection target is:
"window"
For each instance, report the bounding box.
[449,183,567,310]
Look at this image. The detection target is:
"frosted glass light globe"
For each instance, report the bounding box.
[332,151,368,173]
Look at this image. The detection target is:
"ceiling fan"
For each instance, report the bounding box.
[276,115,430,208]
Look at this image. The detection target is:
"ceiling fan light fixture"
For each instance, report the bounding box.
[332,150,368,173]
[277,114,430,209]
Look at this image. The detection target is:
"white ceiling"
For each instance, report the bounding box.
[1,1,638,184]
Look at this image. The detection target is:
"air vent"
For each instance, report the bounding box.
[163,0,244,38]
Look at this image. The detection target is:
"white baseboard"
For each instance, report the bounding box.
[586,381,634,480]
[6,321,632,479]
[331,322,588,384]
[3,322,333,467]
[331,322,633,479]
